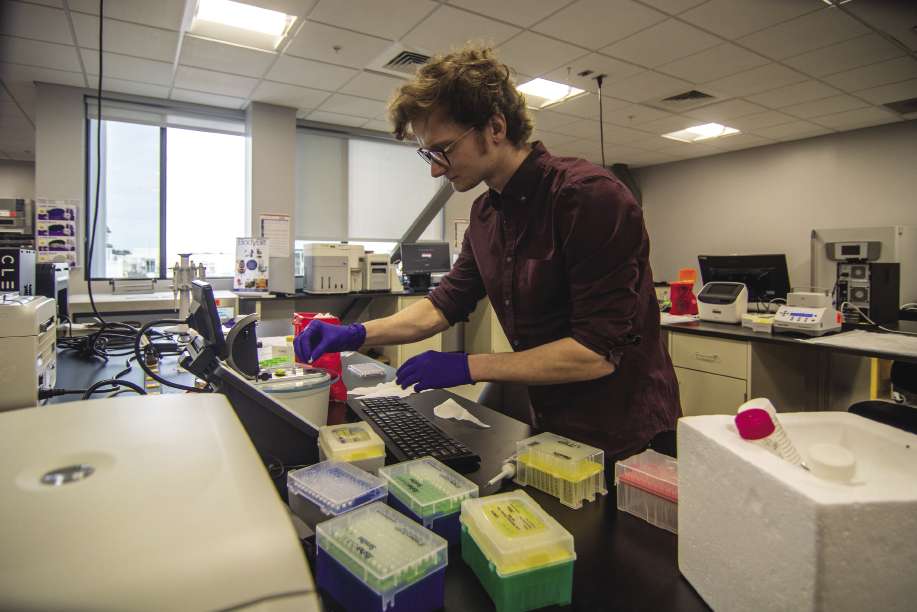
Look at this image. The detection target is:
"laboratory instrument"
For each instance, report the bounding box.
[170,252,206,333]
[362,252,392,292]
[773,289,842,336]
[301,243,350,294]
[0,294,56,411]
[697,281,748,324]
[400,242,451,292]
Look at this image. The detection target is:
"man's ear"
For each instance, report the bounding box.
[489,113,507,144]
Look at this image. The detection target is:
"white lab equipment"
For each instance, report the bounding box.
[697,282,748,324]
[170,252,206,333]
[362,252,391,292]
[734,407,804,467]
[302,243,350,294]
[0,393,320,611]
[773,289,842,336]
[0,294,56,411]
[343,243,365,292]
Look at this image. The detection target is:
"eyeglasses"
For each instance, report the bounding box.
[416,126,475,169]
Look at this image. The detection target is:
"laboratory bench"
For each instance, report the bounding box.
[52,348,711,612]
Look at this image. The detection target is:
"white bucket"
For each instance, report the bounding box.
[255,368,335,427]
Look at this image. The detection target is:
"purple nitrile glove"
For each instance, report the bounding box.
[294,320,366,363]
[395,350,473,392]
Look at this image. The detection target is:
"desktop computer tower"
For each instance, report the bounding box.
[0,247,35,296]
[836,261,900,325]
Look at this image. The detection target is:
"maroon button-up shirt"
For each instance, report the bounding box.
[428,142,680,458]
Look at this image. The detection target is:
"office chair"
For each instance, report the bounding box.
[848,362,917,435]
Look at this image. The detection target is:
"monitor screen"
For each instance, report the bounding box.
[698,254,790,304]
[401,242,452,275]
[190,280,227,359]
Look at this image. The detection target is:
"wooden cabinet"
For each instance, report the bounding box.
[368,295,442,368]
[465,300,512,355]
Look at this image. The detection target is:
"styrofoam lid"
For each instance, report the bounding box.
[319,422,385,461]
[379,457,478,519]
[287,460,386,515]
[258,367,332,394]
[460,490,575,577]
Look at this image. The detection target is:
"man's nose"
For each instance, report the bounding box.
[430,163,447,178]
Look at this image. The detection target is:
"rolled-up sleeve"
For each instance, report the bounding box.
[557,176,646,364]
[427,227,486,325]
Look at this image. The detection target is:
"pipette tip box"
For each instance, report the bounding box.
[460,490,575,612]
[315,501,448,612]
[318,421,386,474]
[514,432,607,509]
[614,449,678,533]
[287,460,387,530]
[378,456,479,546]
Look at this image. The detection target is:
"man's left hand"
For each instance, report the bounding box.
[395,350,473,392]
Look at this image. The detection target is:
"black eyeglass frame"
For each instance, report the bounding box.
[416,126,476,169]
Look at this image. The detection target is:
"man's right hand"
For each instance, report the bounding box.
[294,321,366,363]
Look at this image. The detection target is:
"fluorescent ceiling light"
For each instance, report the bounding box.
[662,122,740,143]
[821,0,853,6]
[191,0,296,51]
[518,78,585,109]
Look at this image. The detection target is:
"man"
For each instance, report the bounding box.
[295,46,680,462]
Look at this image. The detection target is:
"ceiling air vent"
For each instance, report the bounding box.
[368,44,431,79]
[647,89,717,112]
[883,96,917,117]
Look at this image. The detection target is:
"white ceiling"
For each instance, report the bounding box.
[1,0,916,167]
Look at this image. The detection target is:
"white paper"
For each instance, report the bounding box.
[348,380,432,399]
[804,329,917,356]
[661,313,700,325]
[260,214,290,259]
[433,398,490,428]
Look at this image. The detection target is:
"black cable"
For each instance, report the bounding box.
[80,378,146,400]
[135,318,203,392]
[595,74,606,168]
[86,0,104,326]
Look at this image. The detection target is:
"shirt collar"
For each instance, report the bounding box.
[488,141,548,206]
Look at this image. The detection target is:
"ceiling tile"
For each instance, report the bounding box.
[726,110,796,131]
[170,88,247,110]
[624,133,674,150]
[547,92,630,120]
[604,103,672,126]
[173,66,260,98]
[0,36,82,73]
[657,43,769,83]
[0,61,86,89]
[824,57,917,93]
[179,36,275,78]
[747,80,841,108]
[251,81,331,109]
[601,19,719,69]
[845,1,917,54]
[709,133,775,151]
[684,98,768,122]
[67,0,186,31]
[530,129,579,149]
[284,20,391,69]
[496,32,586,78]
[680,0,818,40]
[702,63,806,98]
[85,75,171,99]
[402,5,521,55]
[308,0,437,40]
[781,94,868,120]
[737,7,869,61]
[319,93,388,118]
[305,110,369,127]
[448,0,571,28]
[529,109,581,131]
[82,50,174,86]
[533,0,667,51]
[600,123,655,145]
[636,0,708,15]
[71,13,179,63]
[559,118,603,141]
[540,53,643,92]
[362,119,393,132]
[602,70,692,104]
[339,71,404,101]
[853,78,917,106]
[784,33,904,78]
[0,2,73,44]
[811,106,901,130]
[750,120,831,141]
[266,55,358,90]
[637,113,706,135]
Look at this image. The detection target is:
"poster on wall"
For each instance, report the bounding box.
[35,198,79,266]
[234,237,270,293]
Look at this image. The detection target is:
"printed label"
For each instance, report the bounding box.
[482,499,545,539]
[333,426,370,444]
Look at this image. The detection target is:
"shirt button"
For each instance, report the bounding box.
[512,340,520,347]
[505,256,512,263]
[520,196,527,202]
[504,299,510,306]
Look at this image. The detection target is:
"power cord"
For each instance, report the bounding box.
[135,318,206,392]
[80,378,146,400]
[840,301,917,337]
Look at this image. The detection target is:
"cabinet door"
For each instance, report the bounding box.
[671,334,748,379]
[675,366,747,416]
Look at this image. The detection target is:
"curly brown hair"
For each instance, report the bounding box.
[388,45,533,146]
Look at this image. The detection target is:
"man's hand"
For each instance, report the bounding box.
[293,321,366,363]
[396,350,473,392]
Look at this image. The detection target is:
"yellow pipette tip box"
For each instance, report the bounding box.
[514,432,607,509]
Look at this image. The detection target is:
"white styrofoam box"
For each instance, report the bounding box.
[677,412,917,612]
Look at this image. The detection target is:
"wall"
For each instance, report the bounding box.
[0,160,35,198]
[443,182,487,257]
[636,120,917,288]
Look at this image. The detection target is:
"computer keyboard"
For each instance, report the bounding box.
[351,396,481,474]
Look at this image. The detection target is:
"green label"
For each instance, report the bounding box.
[482,499,545,539]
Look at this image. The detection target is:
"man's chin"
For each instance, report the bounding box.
[450,177,481,192]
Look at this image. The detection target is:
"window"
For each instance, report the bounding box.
[294,130,445,247]
[86,99,246,279]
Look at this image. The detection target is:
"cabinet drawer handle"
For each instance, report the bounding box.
[694,352,719,362]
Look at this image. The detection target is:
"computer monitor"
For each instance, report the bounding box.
[401,242,452,274]
[698,254,791,305]
[190,280,227,359]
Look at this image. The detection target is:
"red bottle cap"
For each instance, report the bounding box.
[734,408,775,440]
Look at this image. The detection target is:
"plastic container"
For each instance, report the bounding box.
[318,421,386,474]
[293,312,347,401]
[614,449,678,534]
[514,432,607,509]
[287,460,387,530]
[734,407,804,466]
[378,457,479,545]
[460,490,575,612]
[316,501,448,612]
[255,366,334,427]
